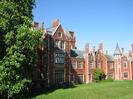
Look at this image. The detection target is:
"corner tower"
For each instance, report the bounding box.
[114,43,122,80]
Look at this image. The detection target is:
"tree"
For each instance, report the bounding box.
[0,0,34,60]
[92,68,105,82]
[0,0,42,98]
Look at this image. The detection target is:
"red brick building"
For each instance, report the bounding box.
[114,43,133,80]
[33,19,133,87]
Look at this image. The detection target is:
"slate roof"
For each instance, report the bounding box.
[122,53,133,60]
[105,54,114,61]
[70,49,84,58]
[46,25,74,39]
[46,25,59,35]
[114,43,122,55]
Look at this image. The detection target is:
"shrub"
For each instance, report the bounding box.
[93,68,105,82]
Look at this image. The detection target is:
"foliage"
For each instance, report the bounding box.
[92,68,105,82]
[0,0,42,98]
[0,0,35,60]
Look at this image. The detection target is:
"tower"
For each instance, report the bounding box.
[114,43,122,80]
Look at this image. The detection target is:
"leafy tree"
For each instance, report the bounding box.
[93,68,105,82]
[0,0,42,98]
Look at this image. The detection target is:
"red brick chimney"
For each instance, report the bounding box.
[84,43,89,83]
[51,19,59,28]
[98,43,103,53]
[122,48,124,54]
[92,46,95,53]
[85,43,89,53]
[132,44,133,54]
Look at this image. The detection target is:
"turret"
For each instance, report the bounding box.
[114,43,122,80]
[114,43,122,56]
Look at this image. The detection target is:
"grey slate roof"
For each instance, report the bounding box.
[114,43,122,55]
[70,49,84,58]
[46,25,59,35]
[46,25,74,39]
[105,54,114,61]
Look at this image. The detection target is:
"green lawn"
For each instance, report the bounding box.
[32,81,133,99]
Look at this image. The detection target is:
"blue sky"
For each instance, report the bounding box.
[33,0,133,54]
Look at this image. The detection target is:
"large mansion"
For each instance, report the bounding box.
[32,19,133,88]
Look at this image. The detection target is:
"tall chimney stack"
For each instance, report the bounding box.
[85,43,89,53]
[99,43,103,53]
[92,46,95,53]
[51,19,59,28]
[122,48,124,54]
[132,44,133,54]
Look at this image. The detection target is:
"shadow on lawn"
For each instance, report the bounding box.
[27,82,77,98]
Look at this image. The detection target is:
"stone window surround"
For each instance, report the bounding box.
[123,61,127,68]
[123,72,128,79]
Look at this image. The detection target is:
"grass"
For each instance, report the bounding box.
[32,81,133,99]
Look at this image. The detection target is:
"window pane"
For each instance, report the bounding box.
[58,32,62,37]
[55,40,59,47]
[78,62,83,69]
[78,75,83,83]
[61,41,64,49]
[89,61,93,68]
[55,70,64,84]
[124,62,127,68]
[124,72,128,78]
[72,61,76,69]
[55,53,64,64]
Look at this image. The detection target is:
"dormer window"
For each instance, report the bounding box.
[58,32,62,38]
